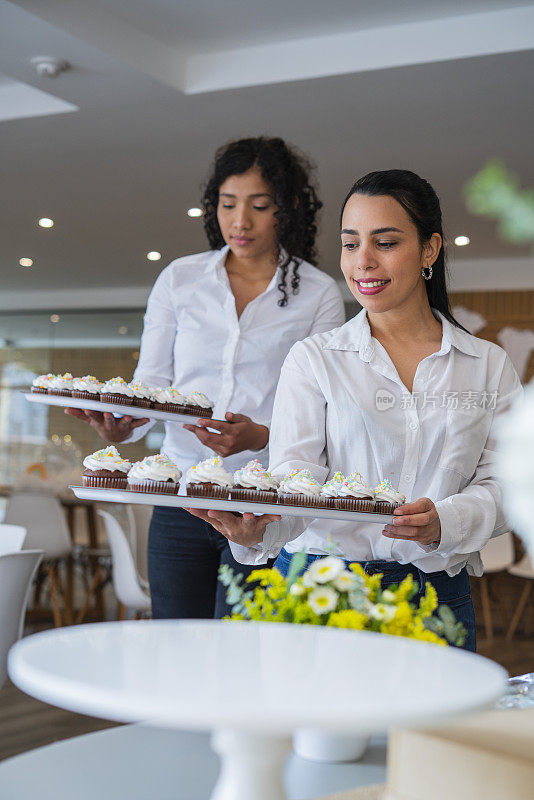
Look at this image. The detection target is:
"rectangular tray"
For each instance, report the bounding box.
[69,486,394,524]
[23,392,218,425]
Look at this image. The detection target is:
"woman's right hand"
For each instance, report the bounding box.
[186,507,280,547]
[64,408,150,443]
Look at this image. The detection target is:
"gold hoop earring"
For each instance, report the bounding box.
[421,264,433,281]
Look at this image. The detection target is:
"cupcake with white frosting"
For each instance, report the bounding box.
[337,472,376,512]
[72,375,102,401]
[181,391,214,418]
[231,459,279,503]
[100,377,136,406]
[31,373,55,394]
[277,468,322,507]
[82,446,132,489]
[48,373,75,397]
[373,479,406,513]
[185,456,234,499]
[318,472,346,508]
[128,381,154,409]
[152,386,186,413]
[127,454,181,495]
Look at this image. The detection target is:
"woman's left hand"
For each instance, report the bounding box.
[382,497,441,546]
[183,412,269,457]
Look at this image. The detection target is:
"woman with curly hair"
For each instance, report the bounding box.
[68,136,344,618]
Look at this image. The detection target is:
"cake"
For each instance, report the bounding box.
[152,386,187,413]
[128,381,153,409]
[72,375,102,401]
[31,374,54,394]
[277,468,322,507]
[48,373,74,397]
[231,460,279,503]
[127,454,181,494]
[100,377,136,406]
[180,391,214,418]
[336,472,376,511]
[82,446,132,489]
[318,472,346,508]
[185,456,234,499]
[373,479,406,513]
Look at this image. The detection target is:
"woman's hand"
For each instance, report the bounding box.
[183,412,269,457]
[382,497,441,546]
[64,408,149,443]
[186,507,280,547]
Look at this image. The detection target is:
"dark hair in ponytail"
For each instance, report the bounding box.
[340,169,468,331]
[202,136,322,307]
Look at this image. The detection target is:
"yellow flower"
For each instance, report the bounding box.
[418,582,438,618]
[327,610,367,630]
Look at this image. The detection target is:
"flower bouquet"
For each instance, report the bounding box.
[219,552,466,647]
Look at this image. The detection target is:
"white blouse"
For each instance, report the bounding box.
[230,309,522,576]
[126,246,345,478]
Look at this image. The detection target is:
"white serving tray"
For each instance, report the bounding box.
[23,392,218,425]
[69,485,394,524]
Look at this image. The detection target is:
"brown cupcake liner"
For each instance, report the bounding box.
[132,398,152,409]
[179,405,213,418]
[374,500,397,514]
[157,403,186,413]
[72,391,100,401]
[230,487,278,504]
[49,389,73,397]
[277,493,321,507]
[100,394,134,406]
[186,483,230,499]
[82,475,128,490]
[128,481,180,495]
[31,387,48,394]
[335,497,375,512]
[317,496,338,509]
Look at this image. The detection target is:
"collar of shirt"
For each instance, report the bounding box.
[208,244,291,296]
[323,308,482,362]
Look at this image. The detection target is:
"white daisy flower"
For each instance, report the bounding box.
[381,590,396,603]
[290,582,306,597]
[371,603,397,622]
[308,586,339,615]
[307,556,345,584]
[332,571,356,592]
[302,571,316,588]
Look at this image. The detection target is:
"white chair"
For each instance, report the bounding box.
[125,503,153,584]
[0,523,26,555]
[506,552,534,641]
[98,510,151,619]
[4,491,73,627]
[479,532,515,640]
[0,550,43,688]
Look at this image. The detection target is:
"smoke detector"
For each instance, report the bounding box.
[30,57,70,78]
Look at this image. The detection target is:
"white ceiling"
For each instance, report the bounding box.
[0,0,533,307]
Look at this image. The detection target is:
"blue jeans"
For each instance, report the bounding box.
[274,549,476,653]
[148,506,263,620]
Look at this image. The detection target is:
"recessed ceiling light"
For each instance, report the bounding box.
[454,235,470,246]
[147,251,161,261]
[118,326,128,335]
[63,434,71,443]
[50,314,60,323]
[19,258,33,267]
[39,217,54,228]
[187,207,203,218]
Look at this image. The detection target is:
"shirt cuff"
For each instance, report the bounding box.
[434,497,463,557]
[227,519,284,565]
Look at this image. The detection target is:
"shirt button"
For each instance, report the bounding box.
[404,474,413,482]
[409,422,418,431]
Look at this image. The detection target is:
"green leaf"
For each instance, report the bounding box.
[286,550,307,589]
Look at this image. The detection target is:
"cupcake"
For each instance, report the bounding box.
[185,456,234,499]
[82,446,132,489]
[127,454,181,494]
[100,377,136,406]
[152,386,186,413]
[48,373,74,397]
[277,468,322,507]
[373,479,406,513]
[128,381,154,409]
[72,375,102,401]
[180,391,214,418]
[31,373,54,394]
[231,460,279,503]
[337,473,376,512]
[318,472,346,508]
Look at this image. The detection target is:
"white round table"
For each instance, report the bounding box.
[9,620,507,800]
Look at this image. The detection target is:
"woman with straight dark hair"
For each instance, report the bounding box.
[188,168,522,651]
[67,136,344,619]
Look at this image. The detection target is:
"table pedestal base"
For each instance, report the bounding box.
[211,729,291,800]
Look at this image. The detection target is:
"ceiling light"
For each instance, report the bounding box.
[30,56,70,78]
[147,251,161,261]
[187,208,203,218]
[454,235,470,247]
[63,434,71,443]
[50,314,60,323]
[39,217,54,228]
[19,258,33,267]
[118,326,128,335]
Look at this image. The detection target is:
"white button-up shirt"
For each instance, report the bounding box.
[126,247,345,478]
[231,309,522,576]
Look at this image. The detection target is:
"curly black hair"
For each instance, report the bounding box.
[201,137,322,306]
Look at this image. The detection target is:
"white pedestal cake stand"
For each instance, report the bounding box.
[9,620,506,800]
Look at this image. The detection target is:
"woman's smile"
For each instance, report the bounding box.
[354,277,391,295]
